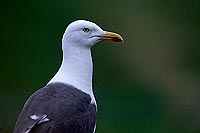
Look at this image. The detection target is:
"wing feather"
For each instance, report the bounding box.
[14,83,96,133]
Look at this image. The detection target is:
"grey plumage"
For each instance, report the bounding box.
[14,83,96,133]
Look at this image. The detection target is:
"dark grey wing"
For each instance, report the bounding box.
[13,83,96,133]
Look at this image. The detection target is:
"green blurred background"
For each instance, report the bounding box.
[1,0,200,132]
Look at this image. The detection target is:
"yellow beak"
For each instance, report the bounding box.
[100,31,124,42]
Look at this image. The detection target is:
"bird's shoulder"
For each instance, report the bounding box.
[24,82,95,118]
[28,82,92,105]
[14,82,96,133]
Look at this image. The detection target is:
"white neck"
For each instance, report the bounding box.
[48,42,96,104]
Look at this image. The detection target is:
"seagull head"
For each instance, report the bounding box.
[62,20,123,49]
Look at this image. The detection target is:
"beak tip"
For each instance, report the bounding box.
[112,37,124,42]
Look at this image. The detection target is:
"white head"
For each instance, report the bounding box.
[49,20,123,104]
[62,20,123,50]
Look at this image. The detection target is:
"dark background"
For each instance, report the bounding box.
[1,0,200,132]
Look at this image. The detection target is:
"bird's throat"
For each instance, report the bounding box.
[48,46,96,104]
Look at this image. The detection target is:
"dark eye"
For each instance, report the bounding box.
[83,28,90,33]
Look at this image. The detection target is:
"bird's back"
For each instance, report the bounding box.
[14,83,96,133]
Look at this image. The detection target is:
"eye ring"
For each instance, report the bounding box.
[83,28,90,33]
